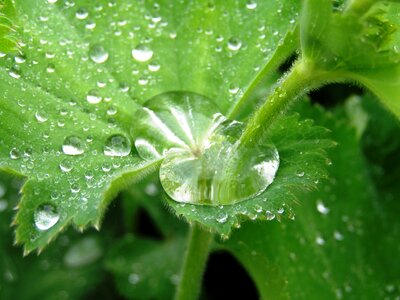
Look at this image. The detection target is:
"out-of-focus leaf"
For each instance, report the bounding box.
[106,235,185,300]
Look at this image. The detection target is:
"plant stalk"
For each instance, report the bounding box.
[239,59,341,147]
[174,223,214,300]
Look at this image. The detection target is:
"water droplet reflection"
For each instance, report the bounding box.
[34,203,60,231]
[133,92,279,206]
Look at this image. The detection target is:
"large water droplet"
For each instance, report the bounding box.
[34,204,60,231]
[89,45,109,64]
[131,44,153,62]
[62,136,85,155]
[103,134,131,157]
[133,92,279,205]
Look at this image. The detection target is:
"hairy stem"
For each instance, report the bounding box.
[174,224,213,300]
[227,28,299,120]
[239,59,341,146]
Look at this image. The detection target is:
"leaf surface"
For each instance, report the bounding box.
[0,0,302,250]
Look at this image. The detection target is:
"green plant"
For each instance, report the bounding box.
[0,0,399,299]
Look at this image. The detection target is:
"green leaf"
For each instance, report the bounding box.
[350,64,400,118]
[300,1,400,118]
[0,0,18,53]
[0,69,159,253]
[105,235,186,300]
[220,102,400,299]
[166,110,334,237]
[0,0,300,251]
[0,173,104,299]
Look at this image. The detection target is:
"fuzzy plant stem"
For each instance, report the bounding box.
[239,59,341,147]
[174,224,214,300]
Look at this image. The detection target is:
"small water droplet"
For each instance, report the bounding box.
[145,183,159,196]
[316,235,325,245]
[228,85,240,94]
[35,111,48,123]
[246,1,257,9]
[138,77,149,85]
[34,204,60,231]
[102,162,111,172]
[59,159,73,172]
[15,55,26,64]
[216,213,228,224]
[70,183,80,193]
[103,134,131,157]
[277,207,285,214]
[89,45,109,64]
[132,44,153,62]
[128,273,140,284]
[334,230,344,241]
[107,106,117,116]
[85,171,94,180]
[148,62,160,72]
[227,37,242,51]
[316,200,330,215]
[86,89,102,104]
[62,136,85,155]
[46,63,55,73]
[9,68,21,79]
[265,210,275,220]
[296,170,305,177]
[75,8,88,20]
[9,148,21,160]
[169,31,177,39]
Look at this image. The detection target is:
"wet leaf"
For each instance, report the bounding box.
[0,0,301,251]
[0,173,104,299]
